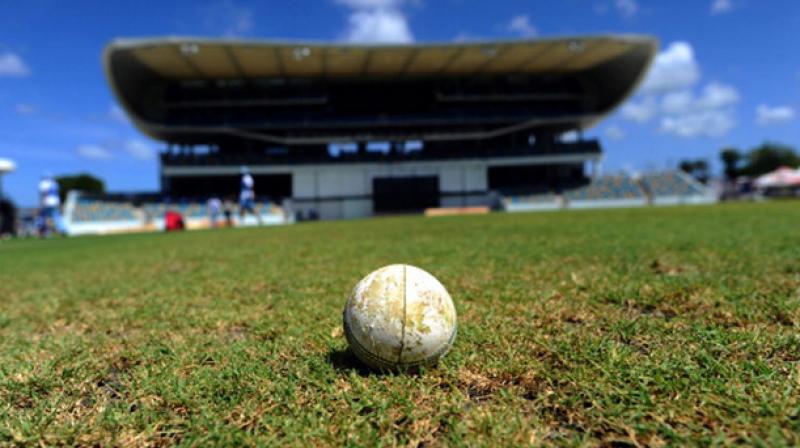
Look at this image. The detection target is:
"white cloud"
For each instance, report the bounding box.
[0,52,30,77]
[640,42,701,94]
[453,32,481,42]
[15,103,36,116]
[696,82,739,108]
[77,144,113,161]
[756,104,796,126]
[615,0,638,17]
[620,41,741,139]
[337,0,413,43]
[660,110,736,138]
[711,0,733,14]
[200,0,253,37]
[337,0,403,7]
[605,125,626,140]
[507,15,537,37]
[344,9,413,43]
[124,140,153,160]
[109,105,128,123]
[75,138,153,162]
[657,82,739,138]
[660,82,738,115]
[621,96,657,123]
[659,91,693,115]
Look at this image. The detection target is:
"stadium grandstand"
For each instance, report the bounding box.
[640,170,711,203]
[62,192,286,235]
[102,35,669,221]
[503,170,714,212]
[45,34,715,235]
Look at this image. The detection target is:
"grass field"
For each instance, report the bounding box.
[1,202,799,446]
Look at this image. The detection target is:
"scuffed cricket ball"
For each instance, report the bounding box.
[343,264,457,370]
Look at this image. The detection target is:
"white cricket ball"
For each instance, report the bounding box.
[343,264,457,370]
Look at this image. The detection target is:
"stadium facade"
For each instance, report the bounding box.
[105,35,657,220]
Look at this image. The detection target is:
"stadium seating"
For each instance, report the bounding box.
[143,200,279,218]
[144,202,206,219]
[72,197,283,224]
[504,171,712,211]
[565,175,643,201]
[640,171,706,197]
[142,202,166,220]
[254,200,281,215]
[64,194,287,236]
[71,198,137,223]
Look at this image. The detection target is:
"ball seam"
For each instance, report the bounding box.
[345,313,456,369]
[398,264,407,365]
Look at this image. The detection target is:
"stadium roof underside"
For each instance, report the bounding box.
[105,36,656,145]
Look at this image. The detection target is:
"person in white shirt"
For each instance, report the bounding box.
[207,196,222,228]
[239,166,262,225]
[38,173,64,236]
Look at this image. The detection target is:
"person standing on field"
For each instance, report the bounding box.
[239,166,262,225]
[207,196,222,228]
[38,172,65,236]
[223,197,234,227]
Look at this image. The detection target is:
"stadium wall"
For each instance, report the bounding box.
[163,153,598,220]
[651,195,717,206]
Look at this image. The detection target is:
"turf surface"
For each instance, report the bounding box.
[1,202,799,446]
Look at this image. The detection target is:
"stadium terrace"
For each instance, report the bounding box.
[95,34,717,226]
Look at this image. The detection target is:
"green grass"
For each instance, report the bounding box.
[1,201,799,446]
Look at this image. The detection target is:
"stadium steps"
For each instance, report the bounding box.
[504,171,713,211]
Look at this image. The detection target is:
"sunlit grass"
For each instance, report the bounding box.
[1,201,799,446]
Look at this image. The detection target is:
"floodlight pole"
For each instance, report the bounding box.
[0,159,15,201]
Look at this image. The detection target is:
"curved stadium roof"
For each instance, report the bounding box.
[105,36,656,145]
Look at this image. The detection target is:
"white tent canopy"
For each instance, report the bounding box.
[754,166,800,188]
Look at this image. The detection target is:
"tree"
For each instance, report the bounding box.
[55,173,105,202]
[678,160,693,174]
[678,159,710,184]
[741,142,800,177]
[719,147,742,180]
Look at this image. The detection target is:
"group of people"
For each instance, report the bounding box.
[33,167,266,235]
[205,167,263,229]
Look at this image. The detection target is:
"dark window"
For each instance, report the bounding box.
[488,164,586,195]
[167,174,292,200]
[373,176,439,213]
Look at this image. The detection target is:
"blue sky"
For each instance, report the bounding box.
[0,0,798,206]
